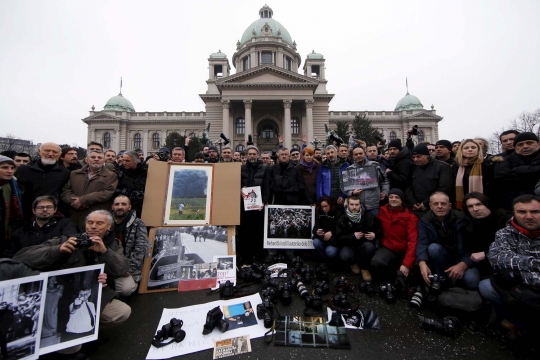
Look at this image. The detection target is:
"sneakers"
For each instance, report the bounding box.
[361,269,372,282]
[350,264,360,275]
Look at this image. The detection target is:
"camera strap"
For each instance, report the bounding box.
[151,338,175,348]
[263,307,281,345]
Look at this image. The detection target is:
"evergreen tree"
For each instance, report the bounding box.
[349,114,382,145]
[165,132,201,162]
[334,120,350,145]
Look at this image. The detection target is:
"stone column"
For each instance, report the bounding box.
[283,100,292,149]
[221,100,230,138]
[143,130,148,153]
[115,128,120,154]
[305,100,314,147]
[243,100,253,144]
[92,129,96,141]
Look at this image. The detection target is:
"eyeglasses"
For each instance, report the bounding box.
[36,205,55,210]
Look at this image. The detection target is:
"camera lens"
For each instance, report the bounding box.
[218,319,229,333]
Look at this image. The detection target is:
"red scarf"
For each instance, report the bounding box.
[511,218,540,239]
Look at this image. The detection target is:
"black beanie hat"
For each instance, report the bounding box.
[388,188,404,200]
[435,140,452,151]
[412,144,430,156]
[513,132,539,146]
[387,138,402,150]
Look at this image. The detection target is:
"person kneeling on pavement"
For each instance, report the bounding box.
[479,194,540,338]
[336,196,382,281]
[312,196,339,260]
[416,192,480,289]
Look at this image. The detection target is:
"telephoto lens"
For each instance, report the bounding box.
[419,315,462,339]
[409,286,423,310]
[296,281,309,298]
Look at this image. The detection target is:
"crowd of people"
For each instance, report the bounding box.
[0,125,539,357]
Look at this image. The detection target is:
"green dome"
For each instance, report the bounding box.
[307,50,323,59]
[395,93,423,111]
[240,5,293,46]
[210,50,227,59]
[104,93,135,113]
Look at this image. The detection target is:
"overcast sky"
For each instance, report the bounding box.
[1,0,539,147]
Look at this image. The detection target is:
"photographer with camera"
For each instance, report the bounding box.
[114,150,148,218]
[416,192,479,289]
[383,139,413,192]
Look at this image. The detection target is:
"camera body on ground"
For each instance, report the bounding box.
[202,307,229,335]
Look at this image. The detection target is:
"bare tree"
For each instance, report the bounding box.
[489,108,540,155]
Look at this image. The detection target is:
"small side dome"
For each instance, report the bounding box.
[395,93,423,111]
[307,50,323,59]
[104,93,135,113]
[210,50,227,59]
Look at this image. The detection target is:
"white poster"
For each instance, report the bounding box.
[241,186,263,211]
[146,294,265,359]
[0,274,47,360]
[264,205,315,249]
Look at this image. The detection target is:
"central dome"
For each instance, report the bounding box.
[104,93,135,113]
[395,93,423,111]
[240,5,293,46]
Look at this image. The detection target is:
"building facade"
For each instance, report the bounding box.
[82,5,442,156]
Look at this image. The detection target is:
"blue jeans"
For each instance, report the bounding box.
[479,279,503,305]
[313,239,339,259]
[366,208,379,217]
[340,242,377,268]
[427,243,481,289]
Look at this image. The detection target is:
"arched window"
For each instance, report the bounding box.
[291,118,299,135]
[236,118,245,135]
[133,133,142,149]
[417,130,425,142]
[152,133,160,149]
[389,131,397,140]
[261,125,274,139]
[103,132,111,148]
[236,144,245,152]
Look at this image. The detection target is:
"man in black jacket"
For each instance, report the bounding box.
[5,195,77,257]
[405,144,453,215]
[384,139,413,191]
[14,142,70,222]
[114,150,148,218]
[270,148,311,206]
[238,146,270,263]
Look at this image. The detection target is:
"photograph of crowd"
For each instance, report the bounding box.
[146,227,228,291]
[0,275,46,360]
[264,206,314,241]
[39,265,103,355]
[274,316,350,349]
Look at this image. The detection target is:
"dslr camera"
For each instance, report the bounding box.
[410,125,419,136]
[202,306,229,335]
[428,274,446,294]
[220,133,230,146]
[157,151,169,162]
[379,283,396,304]
[219,280,235,299]
[312,281,330,296]
[75,233,93,250]
[375,135,386,145]
[152,318,185,347]
[419,315,462,339]
[256,301,274,328]
[329,133,344,146]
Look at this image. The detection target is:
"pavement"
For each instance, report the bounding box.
[40,265,538,360]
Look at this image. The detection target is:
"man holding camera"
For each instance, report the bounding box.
[114,150,148,218]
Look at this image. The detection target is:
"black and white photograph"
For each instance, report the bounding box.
[0,275,46,360]
[164,165,213,225]
[264,205,315,249]
[39,264,103,355]
[274,316,350,349]
[340,166,379,192]
[213,256,236,290]
[144,227,228,291]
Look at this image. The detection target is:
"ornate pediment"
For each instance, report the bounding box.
[82,112,122,123]
[405,111,443,120]
[216,65,319,89]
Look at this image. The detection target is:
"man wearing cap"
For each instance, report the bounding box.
[405,144,453,214]
[384,139,413,192]
[206,146,220,163]
[289,148,301,166]
[193,152,206,163]
[494,132,540,210]
[114,151,148,218]
[372,188,418,283]
[0,156,23,256]
[435,140,456,167]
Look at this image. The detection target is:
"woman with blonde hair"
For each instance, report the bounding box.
[454,139,486,209]
[297,147,320,203]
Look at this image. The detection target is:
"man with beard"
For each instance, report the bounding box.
[114,150,148,218]
[111,195,149,296]
[59,147,82,172]
[383,139,413,192]
[238,146,270,263]
[5,195,77,257]
[435,140,456,167]
[13,153,31,168]
[221,146,234,163]
[62,150,118,229]
[314,148,323,162]
[207,146,220,163]
[15,142,70,222]
[315,145,349,206]
[104,150,117,167]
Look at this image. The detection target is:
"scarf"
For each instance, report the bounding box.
[455,160,483,210]
[300,160,315,173]
[345,206,362,223]
[511,218,540,240]
[0,178,23,237]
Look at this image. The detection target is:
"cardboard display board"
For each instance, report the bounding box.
[139,226,235,294]
[141,161,241,227]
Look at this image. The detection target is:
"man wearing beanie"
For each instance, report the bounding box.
[405,144,453,214]
[0,156,23,256]
[435,140,456,167]
[206,146,220,163]
[384,139,414,192]
[494,132,540,210]
[372,188,418,287]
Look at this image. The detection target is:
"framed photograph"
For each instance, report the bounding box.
[0,274,47,360]
[274,316,350,349]
[39,264,104,355]
[340,166,379,192]
[140,226,231,294]
[164,165,213,225]
[264,205,315,249]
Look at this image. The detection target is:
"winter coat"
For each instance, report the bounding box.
[315,159,349,201]
[241,160,270,204]
[312,210,338,247]
[5,212,78,257]
[270,162,312,205]
[405,158,453,208]
[488,221,540,290]
[297,161,319,203]
[494,150,540,210]
[14,160,70,221]
[61,165,118,229]
[385,147,413,191]
[115,211,149,282]
[416,210,473,267]
[115,163,148,217]
[343,160,390,210]
[377,204,418,269]
[336,210,382,250]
